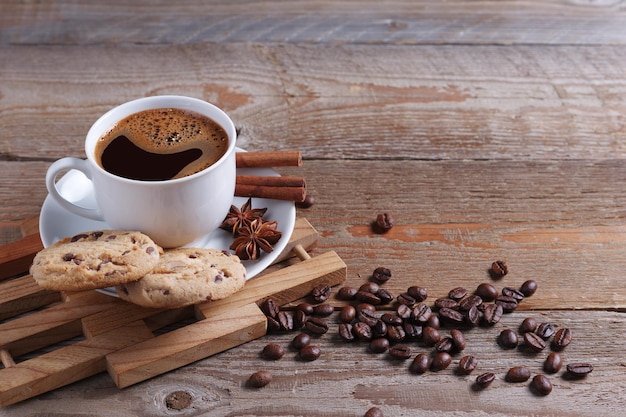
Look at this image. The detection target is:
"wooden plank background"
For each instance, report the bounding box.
[1,1,625,416]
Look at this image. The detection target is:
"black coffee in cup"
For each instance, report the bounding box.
[95,108,228,181]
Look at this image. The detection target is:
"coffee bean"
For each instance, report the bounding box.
[506,366,531,382]
[381,313,403,326]
[481,303,503,326]
[358,309,380,327]
[295,194,315,208]
[409,353,431,374]
[299,345,321,361]
[397,293,416,307]
[431,352,452,371]
[501,287,524,302]
[374,212,394,233]
[372,320,388,338]
[566,362,593,377]
[388,345,412,360]
[458,295,483,311]
[434,298,458,310]
[293,309,307,329]
[465,305,481,327]
[448,287,468,301]
[376,288,394,304]
[313,303,334,317]
[248,370,272,388]
[536,322,556,339]
[495,295,518,313]
[355,290,382,305]
[475,372,495,388]
[520,279,538,297]
[498,329,519,349]
[403,322,423,339]
[364,406,384,417]
[422,326,441,346]
[386,325,406,343]
[372,267,392,284]
[359,282,380,294]
[266,316,281,333]
[277,311,294,331]
[438,307,465,325]
[262,343,285,360]
[369,337,390,354]
[407,286,428,302]
[490,260,508,278]
[396,304,412,320]
[352,322,373,341]
[292,333,311,350]
[304,317,329,334]
[260,298,280,318]
[434,337,454,353]
[296,302,314,315]
[311,284,331,303]
[475,283,498,302]
[458,355,478,374]
[530,374,552,396]
[357,303,376,314]
[450,329,466,351]
[519,317,538,333]
[338,323,355,342]
[523,331,547,352]
[552,327,572,350]
[339,305,356,323]
[426,314,440,329]
[411,303,432,323]
[544,352,562,374]
[337,286,357,300]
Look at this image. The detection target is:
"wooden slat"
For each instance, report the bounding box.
[0,234,42,280]
[0,275,60,321]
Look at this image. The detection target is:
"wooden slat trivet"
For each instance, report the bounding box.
[0,218,346,407]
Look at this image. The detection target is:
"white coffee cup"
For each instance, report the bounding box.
[45,95,237,248]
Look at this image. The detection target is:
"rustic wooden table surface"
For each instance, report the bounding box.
[1,1,626,416]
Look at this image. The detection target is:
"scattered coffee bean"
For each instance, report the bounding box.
[450,329,466,351]
[552,328,572,350]
[277,311,294,331]
[338,323,355,342]
[502,287,524,302]
[388,345,412,360]
[530,374,552,396]
[490,260,508,278]
[365,406,384,417]
[403,322,423,339]
[544,352,562,374]
[439,307,465,325]
[381,313,403,326]
[337,286,357,300]
[292,333,311,350]
[339,305,357,323]
[386,325,406,342]
[358,309,380,327]
[520,279,537,297]
[304,317,329,335]
[448,287,468,301]
[426,314,440,329]
[248,370,272,388]
[407,286,428,302]
[409,353,431,374]
[458,355,478,374]
[352,322,373,341]
[374,213,394,233]
[498,329,519,349]
[475,372,496,388]
[434,337,454,353]
[495,295,518,313]
[355,290,382,305]
[359,282,380,294]
[536,322,556,339]
[566,362,593,377]
[475,283,498,302]
[296,302,314,315]
[261,343,285,360]
[295,194,315,208]
[519,317,538,333]
[465,305,481,327]
[311,284,331,303]
[434,298,459,310]
[431,352,452,371]
[312,303,334,317]
[357,303,376,314]
[260,298,279,318]
[396,304,412,320]
[372,320,388,338]
[299,345,321,361]
[369,337,390,353]
[266,316,281,332]
[372,267,392,284]
[293,309,307,329]
[411,303,432,323]
[397,293,416,307]
[481,303,503,326]
[506,366,531,382]
[523,331,547,352]
[422,326,441,346]
[376,288,394,304]
[458,295,482,311]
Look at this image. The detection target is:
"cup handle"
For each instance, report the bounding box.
[46,157,105,221]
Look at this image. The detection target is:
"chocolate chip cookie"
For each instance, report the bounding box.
[116,248,247,309]
[30,230,161,291]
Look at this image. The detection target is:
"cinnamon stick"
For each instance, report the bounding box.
[235,151,302,168]
[235,184,306,203]
[236,175,305,188]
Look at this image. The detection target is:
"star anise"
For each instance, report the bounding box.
[229,219,282,260]
[220,198,268,236]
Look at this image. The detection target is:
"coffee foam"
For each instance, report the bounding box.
[96,108,228,179]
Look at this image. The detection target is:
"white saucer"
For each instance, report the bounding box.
[39,159,296,295]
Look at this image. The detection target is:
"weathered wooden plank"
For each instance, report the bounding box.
[1,1,625,45]
[1,44,625,163]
